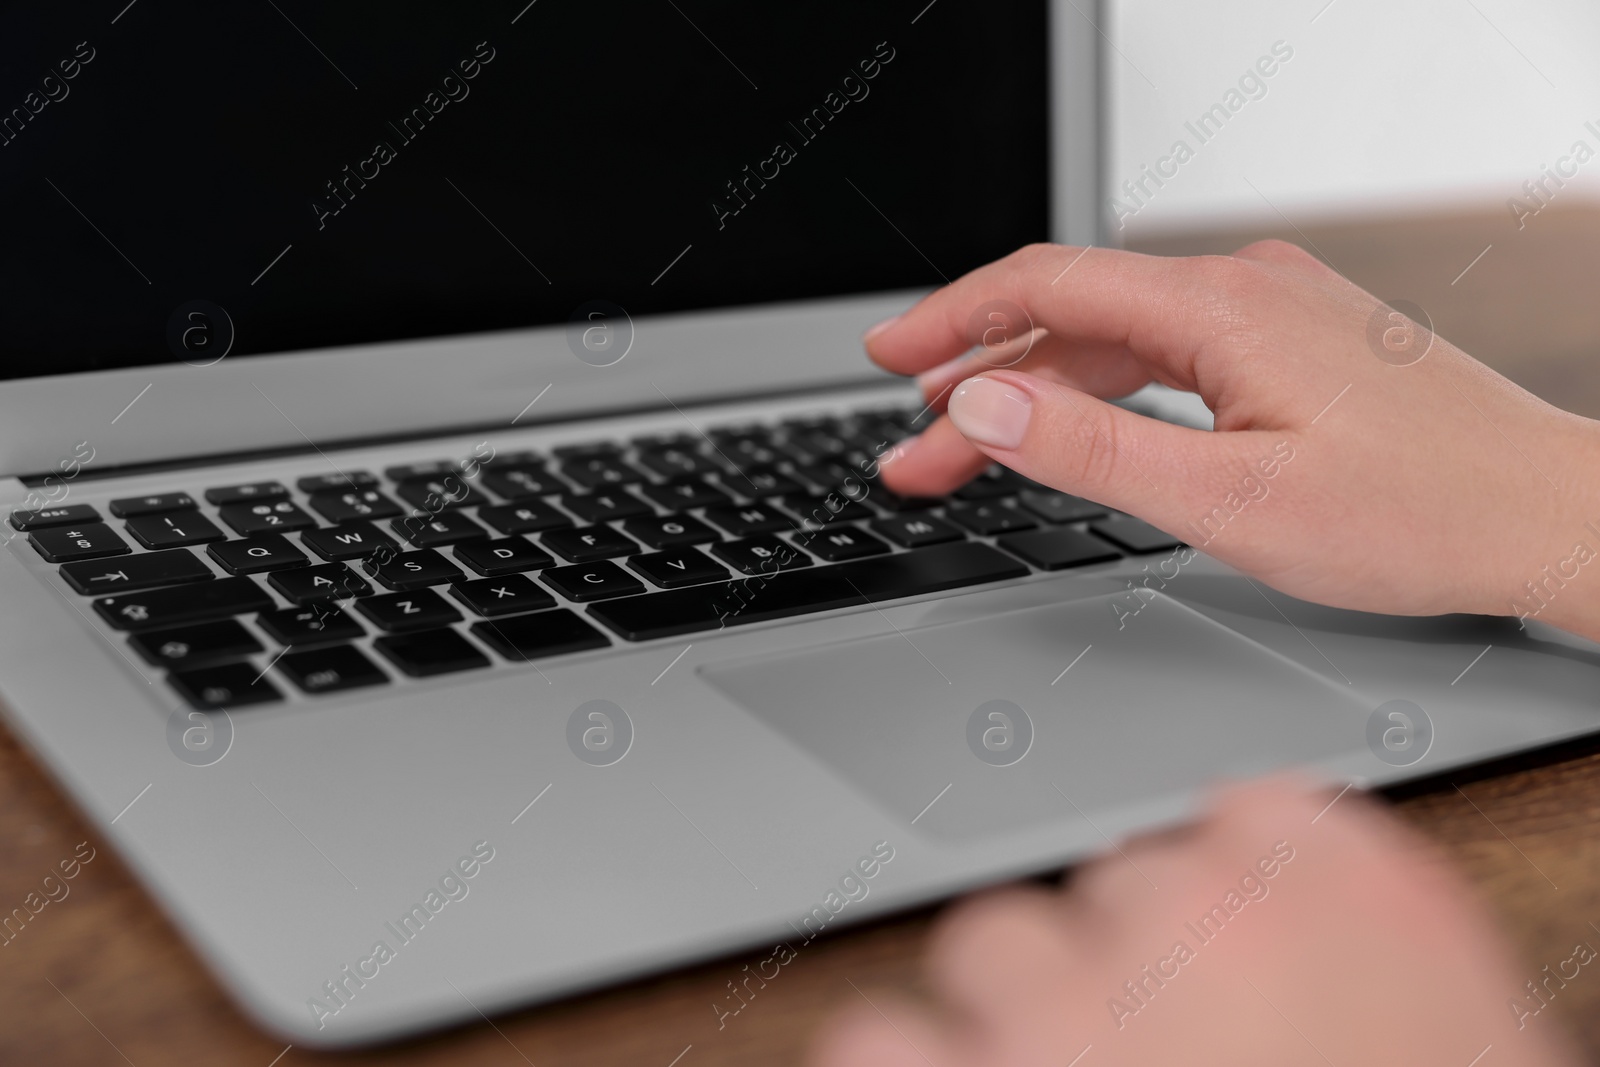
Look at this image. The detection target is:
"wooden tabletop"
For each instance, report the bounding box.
[6,204,1600,1066]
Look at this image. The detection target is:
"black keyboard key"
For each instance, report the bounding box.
[30,523,131,563]
[374,628,490,677]
[218,500,317,534]
[795,413,849,435]
[703,503,796,537]
[543,525,638,563]
[563,489,653,523]
[168,662,282,710]
[789,461,852,491]
[787,495,876,526]
[277,644,389,694]
[204,481,288,505]
[471,609,611,661]
[10,503,101,530]
[550,440,621,460]
[268,562,371,604]
[208,535,309,575]
[125,510,227,548]
[560,455,646,489]
[630,432,699,451]
[391,510,489,548]
[449,575,556,617]
[60,549,214,594]
[1089,517,1184,553]
[308,488,402,523]
[992,467,1044,489]
[952,470,1017,500]
[838,429,893,457]
[1018,490,1110,524]
[485,449,546,468]
[859,405,918,431]
[712,535,813,575]
[794,526,890,562]
[851,486,928,511]
[356,588,462,632]
[636,446,719,479]
[384,460,459,483]
[628,548,729,588]
[621,513,718,549]
[873,492,946,513]
[361,549,462,590]
[454,537,553,576]
[870,512,964,548]
[394,476,488,511]
[723,466,805,498]
[108,493,198,518]
[591,543,1028,641]
[257,604,367,645]
[945,501,1036,536]
[637,479,730,511]
[96,576,274,631]
[833,448,883,479]
[717,438,780,468]
[296,471,379,494]
[786,427,852,460]
[477,501,572,535]
[708,424,770,447]
[541,561,646,601]
[997,528,1122,570]
[479,467,566,501]
[779,415,836,434]
[850,411,912,440]
[302,521,397,561]
[129,619,262,668]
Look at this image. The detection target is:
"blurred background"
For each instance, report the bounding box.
[1107,0,1600,415]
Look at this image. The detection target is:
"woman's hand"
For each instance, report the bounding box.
[867,241,1600,638]
[806,778,1584,1067]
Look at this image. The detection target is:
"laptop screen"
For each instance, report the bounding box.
[0,1,1049,381]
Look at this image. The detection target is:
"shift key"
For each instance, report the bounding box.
[60,549,214,594]
[95,576,273,631]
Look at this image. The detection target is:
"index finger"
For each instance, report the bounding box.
[864,243,1230,385]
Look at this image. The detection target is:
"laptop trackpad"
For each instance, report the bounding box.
[700,591,1370,840]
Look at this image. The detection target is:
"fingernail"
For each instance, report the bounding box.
[863,314,901,343]
[947,377,1031,450]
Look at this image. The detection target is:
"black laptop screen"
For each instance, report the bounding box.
[0,0,1049,379]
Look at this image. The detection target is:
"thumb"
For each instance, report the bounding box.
[944,370,1275,541]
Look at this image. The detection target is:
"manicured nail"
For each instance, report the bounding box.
[947,377,1031,450]
[863,314,901,343]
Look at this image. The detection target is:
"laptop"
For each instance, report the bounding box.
[4,0,1598,1048]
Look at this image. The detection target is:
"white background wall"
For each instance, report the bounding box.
[1107,0,1600,236]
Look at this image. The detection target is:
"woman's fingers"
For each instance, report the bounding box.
[865,244,1233,388]
[940,369,1276,530]
[878,414,990,499]
[912,334,1153,417]
[887,333,1157,498]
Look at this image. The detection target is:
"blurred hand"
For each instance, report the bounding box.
[807,779,1583,1067]
[866,242,1600,639]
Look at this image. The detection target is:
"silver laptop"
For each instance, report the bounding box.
[3,0,1597,1048]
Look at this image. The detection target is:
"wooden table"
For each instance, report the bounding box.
[6,205,1600,1066]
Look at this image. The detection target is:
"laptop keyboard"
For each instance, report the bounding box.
[19,403,1182,710]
